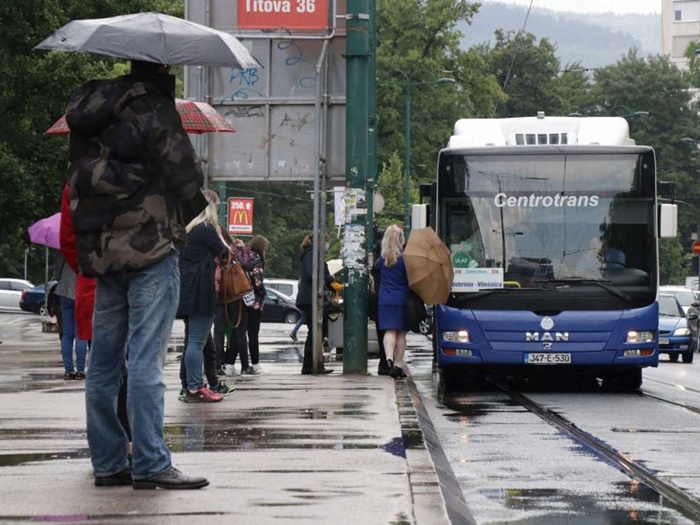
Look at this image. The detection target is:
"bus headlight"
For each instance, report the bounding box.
[626,330,654,343]
[442,330,470,343]
[674,328,691,336]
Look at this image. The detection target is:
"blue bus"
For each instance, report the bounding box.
[418,115,677,391]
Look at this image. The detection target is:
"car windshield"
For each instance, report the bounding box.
[439,152,654,291]
[659,295,683,317]
[663,289,696,308]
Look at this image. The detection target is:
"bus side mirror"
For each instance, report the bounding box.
[412,204,428,229]
[658,203,677,238]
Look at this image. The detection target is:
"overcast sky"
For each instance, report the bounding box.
[485,0,661,15]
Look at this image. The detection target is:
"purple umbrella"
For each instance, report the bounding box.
[28,212,61,249]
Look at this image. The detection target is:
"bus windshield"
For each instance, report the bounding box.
[438,152,655,291]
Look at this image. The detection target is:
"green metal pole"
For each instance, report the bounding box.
[343,0,370,374]
[367,0,377,266]
[404,84,412,238]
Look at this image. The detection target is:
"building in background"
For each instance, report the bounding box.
[662,0,700,68]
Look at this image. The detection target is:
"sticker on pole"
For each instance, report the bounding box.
[228,198,254,235]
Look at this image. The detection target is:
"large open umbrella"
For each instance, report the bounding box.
[28,213,61,310]
[403,227,454,305]
[45,99,235,135]
[34,12,260,69]
[28,213,61,250]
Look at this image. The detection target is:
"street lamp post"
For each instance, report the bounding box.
[379,71,455,237]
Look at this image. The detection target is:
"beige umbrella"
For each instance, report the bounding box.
[403,227,453,305]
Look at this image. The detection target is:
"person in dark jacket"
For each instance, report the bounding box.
[246,235,269,374]
[177,189,230,403]
[378,224,409,379]
[296,234,335,374]
[214,228,261,376]
[65,59,208,490]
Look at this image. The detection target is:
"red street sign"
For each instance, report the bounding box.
[237,0,328,30]
[693,241,700,255]
[228,198,254,235]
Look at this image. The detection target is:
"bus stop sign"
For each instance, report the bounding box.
[693,240,700,255]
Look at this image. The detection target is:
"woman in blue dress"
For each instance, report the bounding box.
[378,224,409,379]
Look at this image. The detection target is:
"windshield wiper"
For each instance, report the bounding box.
[533,278,634,301]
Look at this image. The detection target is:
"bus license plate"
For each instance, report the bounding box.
[525,353,572,364]
[659,337,670,345]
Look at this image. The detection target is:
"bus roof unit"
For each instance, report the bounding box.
[447,115,635,149]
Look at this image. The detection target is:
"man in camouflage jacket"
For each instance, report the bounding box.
[65,59,209,490]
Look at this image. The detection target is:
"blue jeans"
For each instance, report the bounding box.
[59,296,88,373]
[291,311,305,337]
[184,313,214,391]
[86,251,179,480]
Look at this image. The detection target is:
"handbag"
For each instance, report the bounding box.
[404,288,425,332]
[219,254,253,305]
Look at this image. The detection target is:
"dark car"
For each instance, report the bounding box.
[658,293,693,363]
[261,288,301,324]
[19,281,57,315]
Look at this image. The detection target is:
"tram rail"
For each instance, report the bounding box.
[486,379,700,524]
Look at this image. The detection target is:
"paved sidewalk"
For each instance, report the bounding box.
[0,318,450,524]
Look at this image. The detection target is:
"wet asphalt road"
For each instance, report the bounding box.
[408,342,700,524]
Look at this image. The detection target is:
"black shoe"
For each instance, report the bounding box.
[64,372,76,380]
[390,366,407,379]
[377,362,391,376]
[95,467,132,487]
[132,467,209,490]
[301,368,334,375]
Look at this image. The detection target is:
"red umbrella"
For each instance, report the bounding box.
[46,99,235,135]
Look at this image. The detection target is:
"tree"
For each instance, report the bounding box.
[376,0,504,191]
[590,50,700,252]
[480,30,568,118]
[0,0,184,281]
[375,151,408,228]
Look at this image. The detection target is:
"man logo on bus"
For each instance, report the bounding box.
[525,332,570,342]
[540,317,554,330]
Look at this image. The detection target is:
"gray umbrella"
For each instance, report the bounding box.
[34,12,260,69]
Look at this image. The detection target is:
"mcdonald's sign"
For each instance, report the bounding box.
[228,198,254,235]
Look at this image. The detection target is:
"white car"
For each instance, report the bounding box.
[659,285,698,314]
[0,278,35,311]
[265,278,299,301]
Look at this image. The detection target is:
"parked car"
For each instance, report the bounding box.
[658,293,693,363]
[261,288,301,324]
[265,279,299,301]
[0,278,35,311]
[19,281,57,315]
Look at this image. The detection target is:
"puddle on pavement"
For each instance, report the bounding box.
[480,481,690,524]
[164,420,380,452]
[0,449,90,467]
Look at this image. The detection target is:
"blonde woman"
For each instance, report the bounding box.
[176,189,230,402]
[378,224,409,379]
